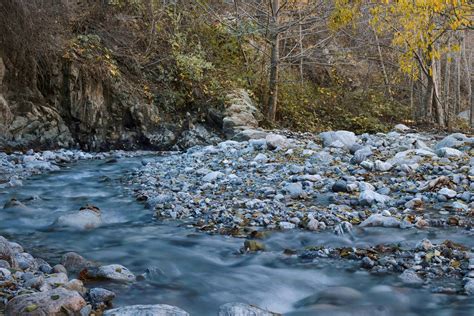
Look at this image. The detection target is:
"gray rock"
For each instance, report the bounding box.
[295,286,363,307]
[202,171,225,182]
[360,214,400,228]
[14,252,36,270]
[55,208,102,230]
[399,269,423,285]
[266,134,288,150]
[359,190,390,206]
[465,279,474,295]
[320,131,357,149]
[438,188,457,199]
[218,302,277,316]
[85,264,136,282]
[434,133,467,150]
[285,182,304,199]
[89,288,116,307]
[104,304,189,316]
[332,180,348,193]
[61,252,96,273]
[5,287,86,316]
[436,147,464,158]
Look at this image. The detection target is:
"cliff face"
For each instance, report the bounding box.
[0,54,262,151]
[0,54,166,150]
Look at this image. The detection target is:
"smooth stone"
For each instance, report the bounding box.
[399,269,423,285]
[89,288,116,307]
[359,190,390,206]
[360,214,400,228]
[84,264,136,282]
[104,304,189,316]
[218,302,277,316]
[5,287,86,316]
[438,188,457,199]
[295,286,363,307]
[202,171,225,182]
[55,209,102,230]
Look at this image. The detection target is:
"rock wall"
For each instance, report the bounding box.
[0,53,262,151]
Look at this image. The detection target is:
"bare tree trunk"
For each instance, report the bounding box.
[431,56,445,127]
[267,0,280,122]
[298,10,304,83]
[455,52,462,117]
[372,24,391,98]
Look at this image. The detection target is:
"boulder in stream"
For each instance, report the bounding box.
[104,304,189,316]
[5,287,86,316]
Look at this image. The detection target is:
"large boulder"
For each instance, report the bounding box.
[223,90,263,138]
[0,236,18,269]
[5,288,86,315]
[320,131,357,149]
[104,304,189,316]
[55,205,102,230]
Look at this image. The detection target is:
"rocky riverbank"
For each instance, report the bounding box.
[128,126,474,296]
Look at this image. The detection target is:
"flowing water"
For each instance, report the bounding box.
[1,156,473,315]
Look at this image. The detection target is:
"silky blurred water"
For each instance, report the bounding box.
[0,156,473,315]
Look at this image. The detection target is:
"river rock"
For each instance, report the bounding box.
[438,188,457,199]
[55,206,102,230]
[89,287,116,308]
[61,252,96,273]
[83,264,136,282]
[295,286,363,307]
[0,236,17,268]
[398,269,423,285]
[436,147,464,158]
[218,302,277,316]
[104,304,189,316]
[359,190,390,206]
[202,171,225,182]
[360,214,400,228]
[320,131,357,149]
[5,287,86,316]
[465,279,474,295]
[266,133,289,150]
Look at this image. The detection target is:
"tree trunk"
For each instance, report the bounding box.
[267,0,280,122]
[431,57,445,127]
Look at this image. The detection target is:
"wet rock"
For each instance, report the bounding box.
[14,252,37,270]
[103,304,189,316]
[465,279,474,295]
[52,264,67,274]
[64,279,87,295]
[89,288,116,308]
[61,252,96,273]
[295,286,363,307]
[0,236,17,269]
[399,269,423,285]
[218,302,278,316]
[55,206,102,230]
[361,256,375,269]
[243,240,265,252]
[44,272,69,287]
[360,214,400,228]
[5,287,86,316]
[82,264,136,282]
